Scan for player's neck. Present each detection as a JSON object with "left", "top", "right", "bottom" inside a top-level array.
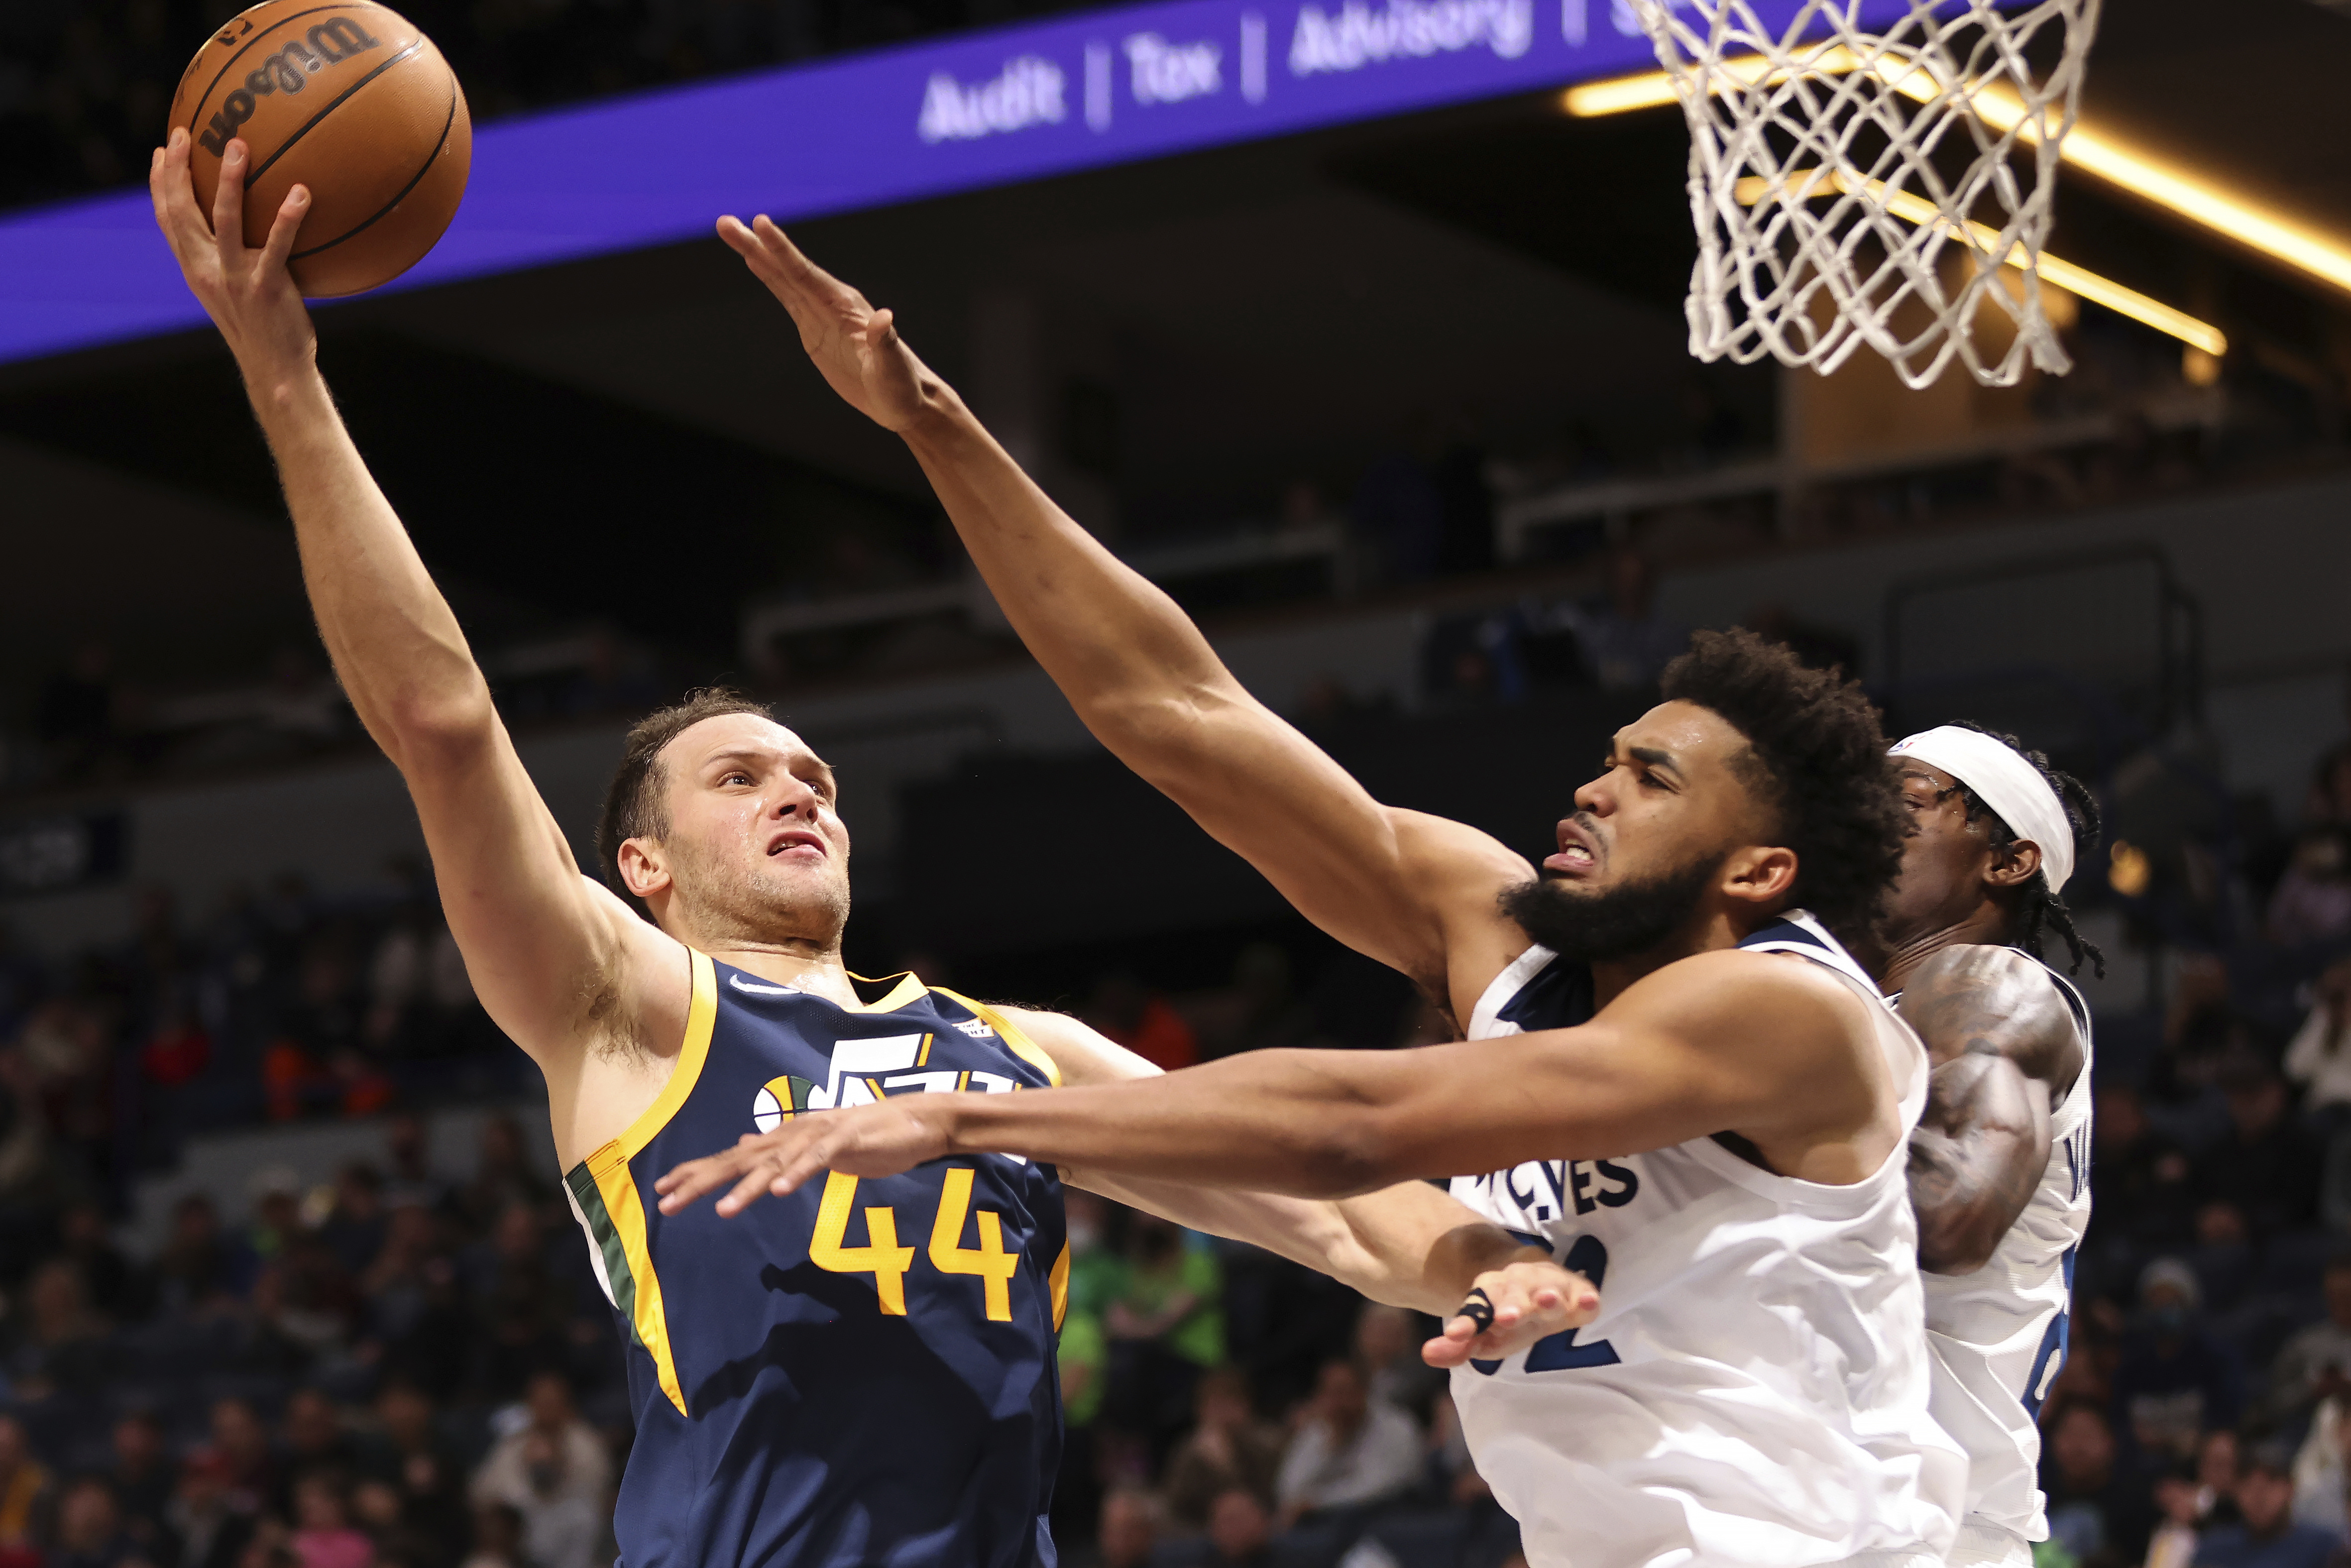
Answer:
[
  {"left": 698, "top": 935, "right": 861, "bottom": 1008},
  {"left": 1588, "top": 909, "right": 1743, "bottom": 1007},
  {"left": 1877, "top": 906, "right": 2012, "bottom": 995}
]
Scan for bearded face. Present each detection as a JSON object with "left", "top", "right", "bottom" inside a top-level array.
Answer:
[{"left": 1499, "top": 846, "right": 1727, "bottom": 964}]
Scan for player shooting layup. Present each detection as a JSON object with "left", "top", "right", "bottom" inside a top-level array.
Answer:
[
  {"left": 1874, "top": 725, "right": 2104, "bottom": 1568},
  {"left": 148, "top": 137, "right": 1594, "bottom": 1568},
  {"left": 656, "top": 220, "right": 1968, "bottom": 1568}
]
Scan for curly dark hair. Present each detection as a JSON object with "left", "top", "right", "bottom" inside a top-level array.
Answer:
[
  {"left": 595, "top": 687, "right": 777, "bottom": 919},
  {"left": 1939, "top": 721, "right": 2107, "bottom": 978},
  {"left": 1658, "top": 628, "right": 1906, "bottom": 940}
]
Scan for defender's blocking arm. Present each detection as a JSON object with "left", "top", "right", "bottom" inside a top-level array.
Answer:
[
  {"left": 720, "top": 217, "right": 1531, "bottom": 1008},
  {"left": 1898, "top": 946, "right": 2079, "bottom": 1274},
  {"left": 659, "top": 947, "right": 1893, "bottom": 1208},
  {"left": 149, "top": 133, "right": 679, "bottom": 1116},
  {"left": 1004, "top": 1008, "right": 1586, "bottom": 1330}
]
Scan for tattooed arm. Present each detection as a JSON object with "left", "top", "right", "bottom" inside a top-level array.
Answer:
[{"left": 1898, "top": 945, "right": 2084, "bottom": 1276}]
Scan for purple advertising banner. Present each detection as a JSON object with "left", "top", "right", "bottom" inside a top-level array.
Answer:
[{"left": 0, "top": 0, "right": 1913, "bottom": 366}]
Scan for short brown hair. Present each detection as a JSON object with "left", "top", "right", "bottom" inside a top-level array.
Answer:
[{"left": 595, "top": 688, "right": 776, "bottom": 919}]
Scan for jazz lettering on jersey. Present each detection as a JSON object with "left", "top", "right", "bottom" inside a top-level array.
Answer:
[{"left": 750, "top": 1032, "right": 1023, "bottom": 1131}]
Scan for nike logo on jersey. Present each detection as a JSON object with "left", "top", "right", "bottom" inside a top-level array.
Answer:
[{"left": 730, "top": 975, "right": 803, "bottom": 997}]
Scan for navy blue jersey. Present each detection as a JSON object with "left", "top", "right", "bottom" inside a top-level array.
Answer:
[{"left": 562, "top": 950, "right": 1069, "bottom": 1568}]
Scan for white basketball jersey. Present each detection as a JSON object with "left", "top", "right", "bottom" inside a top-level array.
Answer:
[
  {"left": 1912, "top": 961, "right": 2093, "bottom": 1545},
  {"left": 1450, "top": 912, "right": 1966, "bottom": 1568}
]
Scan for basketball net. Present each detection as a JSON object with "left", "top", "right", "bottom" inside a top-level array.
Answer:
[{"left": 1625, "top": 0, "right": 2103, "bottom": 388}]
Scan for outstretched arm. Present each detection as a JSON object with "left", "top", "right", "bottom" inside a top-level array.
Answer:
[
  {"left": 1004, "top": 1010, "right": 1589, "bottom": 1340},
  {"left": 1899, "top": 946, "right": 2078, "bottom": 1274},
  {"left": 150, "top": 133, "right": 677, "bottom": 1104},
  {"left": 719, "top": 217, "right": 1531, "bottom": 1006},
  {"left": 658, "top": 948, "right": 1888, "bottom": 1208}
]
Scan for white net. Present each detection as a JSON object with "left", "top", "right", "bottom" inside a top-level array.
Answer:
[{"left": 1625, "top": 0, "right": 2103, "bottom": 388}]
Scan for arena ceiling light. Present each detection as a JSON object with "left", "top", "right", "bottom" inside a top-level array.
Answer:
[
  {"left": 1733, "top": 167, "right": 2229, "bottom": 357},
  {"left": 1565, "top": 55, "right": 2351, "bottom": 299}
]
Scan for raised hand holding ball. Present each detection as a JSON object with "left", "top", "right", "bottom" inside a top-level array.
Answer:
[{"left": 167, "top": 0, "right": 470, "bottom": 298}]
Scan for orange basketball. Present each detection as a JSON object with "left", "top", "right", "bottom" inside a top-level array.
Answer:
[{"left": 168, "top": 0, "right": 471, "bottom": 299}]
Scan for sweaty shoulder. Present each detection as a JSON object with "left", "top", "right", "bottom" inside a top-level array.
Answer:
[{"left": 1895, "top": 944, "right": 2082, "bottom": 1092}]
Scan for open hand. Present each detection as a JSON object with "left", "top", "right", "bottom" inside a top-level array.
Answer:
[
  {"left": 654, "top": 1094, "right": 955, "bottom": 1218},
  {"left": 1422, "top": 1257, "right": 1599, "bottom": 1368},
  {"left": 718, "top": 215, "right": 940, "bottom": 432},
  {"left": 150, "top": 128, "right": 316, "bottom": 389}
]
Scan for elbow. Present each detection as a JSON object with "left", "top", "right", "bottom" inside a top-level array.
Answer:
[
  {"left": 382, "top": 677, "right": 498, "bottom": 767},
  {"left": 1915, "top": 1209, "right": 2000, "bottom": 1276}
]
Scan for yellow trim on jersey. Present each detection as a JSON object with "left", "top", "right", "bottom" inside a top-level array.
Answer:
[
  {"left": 935, "top": 988, "right": 1063, "bottom": 1087},
  {"left": 613, "top": 948, "right": 720, "bottom": 1161},
  {"left": 583, "top": 1141, "right": 689, "bottom": 1416},
  {"left": 843, "top": 970, "right": 930, "bottom": 1013},
  {"left": 1049, "top": 1239, "right": 1072, "bottom": 1332}
]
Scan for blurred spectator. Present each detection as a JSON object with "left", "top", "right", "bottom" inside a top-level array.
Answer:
[
  {"left": 289, "top": 1475, "right": 373, "bottom": 1568},
  {"left": 155, "top": 1194, "right": 251, "bottom": 1311},
  {"left": 2257, "top": 1258, "right": 2351, "bottom": 1433},
  {"left": 1104, "top": 1217, "right": 1225, "bottom": 1452},
  {"left": 452, "top": 1117, "right": 550, "bottom": 1237},
  {"left": 1097, "top": 1489, "right": 1162, "bottom": 1568},
  {"left": 1354, "top": 1305, "right": 1444, "bottom": 1422},
  {"left": 469, "top": 1373, "right": 611, "bottom": 1568},
  {"left": 167, "top": 1451, "right": 255, "bottom": 1568},
  {"left": 382, "top": 1116, "right": 451, "bottom": 1214},
  {"left": 2115, "top": 1261, "right": 2245, "bottom": 1469},
  {"left": 2192, "top": 1448, "right": 2339, "bottom": 1567},
  {"left": 460, "top": 1503, "right": 526, "bottom": 1568},
  {"left": 2195, "top": 1060, "right": 2324, "bottom": 1237},
  {"left": 2042, "top": 1397, "right": 2155, "bottom": 1563},
  {"left": 1554, "top": 547, "right": 1684, "bottom": 694},
  {"left": 49, "top": 1476, "right": 137, "bottom": 1568},
  {"left": 7, "top": 1257, "right": 112, "bottom": 1396},
  {"left": 210, "top": 1399, "right": 278, "bottom": 1513},
  {"left": 0, "top": 1415, "right": 54, "bottom": 1557},
  {"left": 59, "top": 1202, "right": 141, "bottom": 1321},
  {"left": 2270, "top": 830, "right": 2351, "bottom": 952},
  {"left": 2286, "top": 961, "right": 2351, "bottom": 1116},
  {"left": 2153, "top": 1464, "right": 2209, "bottom": 1568},
  {"left": 1273, "top": 1359, "right": 1421, "bottom": 1530},
  {"left": 357, "top": 1383, "right": 467, "bottom": 1553},
  {"left": 109, "top": 1412, "right": 175, "bottom": 1559},
  {"left": 1164, "top": 1367, "right": 1286, "bottom": 1527},
  {"left": 283, "top": 1390, "right": 360, "bottom": 1486},
  {"left": 1086, "top": 973, "right": 1199, "bottom": 1072},
  {"left": 1200, "top": 1487, "right": 1285, "bottom": 1568}
]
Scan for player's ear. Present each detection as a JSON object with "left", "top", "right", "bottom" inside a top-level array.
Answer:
[
  {"left": 1720, "top": 844, "right": 1798, "bottom": 908},
  {"left": 1986, "top": 837, "right": 2043, "bottom": 891},
  {"left": 617, "top": 836, "right": 672, "bottom": 900}
]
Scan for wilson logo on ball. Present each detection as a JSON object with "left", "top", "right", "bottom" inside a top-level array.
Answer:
[{"left": 197, "top": 17, "right": 383, "bottom": 155}]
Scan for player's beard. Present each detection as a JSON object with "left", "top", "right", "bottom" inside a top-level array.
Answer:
[
  {"left": 666, "top": 832, "right": 851, "bottom": 949},
  {"left": 1498, "top": 848, "right": 1727, "bottom": 964}
]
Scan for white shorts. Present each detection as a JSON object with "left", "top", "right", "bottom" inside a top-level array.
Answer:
[{"left": 1944, "top": 1522, "right": 2031, "bottom": 1568}]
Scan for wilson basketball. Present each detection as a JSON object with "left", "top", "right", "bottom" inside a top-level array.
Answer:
[{"left": 168, "top": 0, "right": 470, "bottom": 299}]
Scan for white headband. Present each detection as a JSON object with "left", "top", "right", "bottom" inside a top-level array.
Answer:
[{"left": 1887, "top": 726, "right": 2075, "bottom": 893}]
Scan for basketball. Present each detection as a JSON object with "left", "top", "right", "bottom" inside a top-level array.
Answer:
[{"left": 167, "top": 0, "right": 470, "bottom": 299}]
